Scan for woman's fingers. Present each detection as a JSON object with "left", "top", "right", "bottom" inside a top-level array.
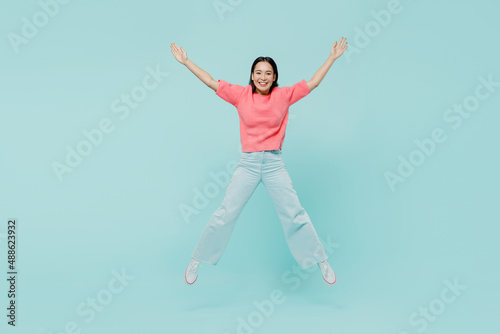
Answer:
[
  {"left": 171, "top": 43, "right": 183, "bottom": 57},
  {"left": 170, "top": 43, "right": 181, "bottom": 61},
  {"left": 170, "top": 43, "right": 187, "bottom": 63},
  {"left": 330, "top": 37, "right": 347, "bottom": 58},
  {"left": 171, "top": 43, "right": 186, "bottom": 56},
  {"left": 171, "top": 43, "right": 180, "bottom": 53},
  {"left": 337, "top": 37, "right": 347, "bottom": 49}
]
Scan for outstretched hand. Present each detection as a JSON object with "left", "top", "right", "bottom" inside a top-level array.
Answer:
[
  {"left": 171, "top": 43, "right": 188, "bottom": 64},
  {"left": 330, "top": 37, "right": 348, "bottom": 60}
]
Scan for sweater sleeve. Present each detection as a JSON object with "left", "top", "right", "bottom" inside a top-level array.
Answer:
[
  {"left": 215, "top": 79, "right": 245, "bottom": 107},
  {"left": 284, "top": 79, "right": 311, "bottom": 106}
]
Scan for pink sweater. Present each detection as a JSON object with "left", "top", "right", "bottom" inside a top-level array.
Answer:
[{"left": 215, "top": 79, "right": 311, "bottom": 152}]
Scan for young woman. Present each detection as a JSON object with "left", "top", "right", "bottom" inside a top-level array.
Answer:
[{"left": 171, "top": 38, "right": 348, "bottom": 286}]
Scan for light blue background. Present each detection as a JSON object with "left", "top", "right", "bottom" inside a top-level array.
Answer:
[{"left": 1, "top": 0, "right": 499, "bottom": 333}]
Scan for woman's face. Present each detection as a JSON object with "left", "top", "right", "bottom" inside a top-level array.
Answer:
[{"left": 251, "top": 61, "right": 276, "bottom": 95}]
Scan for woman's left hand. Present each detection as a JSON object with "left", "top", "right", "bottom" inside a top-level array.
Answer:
[{"left": 330, "top": 37, "right": 348, "bottom": 59}]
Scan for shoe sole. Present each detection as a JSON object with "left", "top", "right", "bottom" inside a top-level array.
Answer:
[
  {"left": 322, "top": 269, "right": 337, "bottom": 285},
  {"left": 185, "top": 266, "right": 197, "bottom": 285},
  {"left": 323, "top": 275, "right": 336, "bottom": 285}
]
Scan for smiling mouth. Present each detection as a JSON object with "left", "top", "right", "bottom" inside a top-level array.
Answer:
[{"left": 258, "top": 82, "right": 268, "bottom": 87}]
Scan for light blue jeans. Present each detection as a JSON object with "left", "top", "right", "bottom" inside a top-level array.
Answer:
[{"left": 191, "top": 149, "right": 328, "bottom": 270}]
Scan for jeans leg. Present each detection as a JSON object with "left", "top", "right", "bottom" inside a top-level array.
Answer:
[
  {"left": 192, "top": 159, "right": 260, "bottom": 265},
  {"left": 262, "top": 157, "right": 327, "bottom": 269}
]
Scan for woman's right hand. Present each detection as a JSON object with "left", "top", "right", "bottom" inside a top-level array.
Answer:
[{"left": 171, "top": 43, "right": 188, "bottom": 65}]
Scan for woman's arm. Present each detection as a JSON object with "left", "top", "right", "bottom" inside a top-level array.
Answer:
[
  {"left": 170, "top": 43, "right": 219, "bottom": 92},
  {"left": 306, "top": 37, "right": 348, "bottom": 92}
]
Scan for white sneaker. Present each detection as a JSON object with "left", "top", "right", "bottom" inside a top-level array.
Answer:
[
  {"left": 185, "top": 258, "right": 200, "bottom": 285},
  {"left": 318, "top": 260, "right": 336, "bottom": 285}
]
